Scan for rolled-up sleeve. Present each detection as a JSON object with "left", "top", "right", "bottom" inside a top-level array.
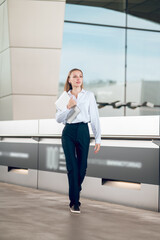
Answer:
[
  {"left": 89, "top": 92, "right": 101, "bottom": 144},
  {"left": 55, "top": 106, "right": 71, "bottom": 124}
]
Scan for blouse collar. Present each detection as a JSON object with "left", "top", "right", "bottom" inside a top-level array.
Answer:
[{"left": 68, "top": 88, "right": 85, "bottom": 95}]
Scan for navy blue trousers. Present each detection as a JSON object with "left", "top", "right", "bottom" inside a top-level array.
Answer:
[{"left": 62, "top": 122, "right": 90, "bottom": 207}]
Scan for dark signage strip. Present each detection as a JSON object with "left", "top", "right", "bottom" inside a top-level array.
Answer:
[{"left": 0, "top": 142, "right": 159, "bottom": 185}]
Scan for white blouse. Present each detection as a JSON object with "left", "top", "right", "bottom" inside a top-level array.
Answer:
[{"left": 55, "top": 88, "right": 101, "bottom": 144}]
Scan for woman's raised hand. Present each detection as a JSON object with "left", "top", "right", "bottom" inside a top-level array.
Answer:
[{"left": 67, "top": 96, "right": 77, "bottom": 109}]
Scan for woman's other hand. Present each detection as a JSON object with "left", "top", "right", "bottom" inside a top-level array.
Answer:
[
  {"left": 67, "top": 96, "right": 77, "bottom": 109},
  {"left": 94, "top": 144, "right": 100, "bottom": 154}
]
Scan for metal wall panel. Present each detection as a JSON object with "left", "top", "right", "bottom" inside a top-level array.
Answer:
[
  {"left": 0, "top": 140, "right": 38, "bottom": 169},
  {"left": 38, "top": 139, "right": 159, "bottom": 185},
  {"left": 0, "top": 166, "right": 38, "bottom": 188}
]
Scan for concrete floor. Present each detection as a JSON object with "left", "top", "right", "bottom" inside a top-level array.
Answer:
[{"left": 1, "top": 183, "right": 160, "bottom": 240}]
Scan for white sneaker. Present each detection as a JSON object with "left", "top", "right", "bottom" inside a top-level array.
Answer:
[{"left": 70, "top": 205, "right": 80, "bottom": 214}]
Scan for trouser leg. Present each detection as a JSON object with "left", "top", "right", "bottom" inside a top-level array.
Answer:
[
  {"left": 76, "top": 123, "right": 90, "bottom": 193},
  {"left": 62, "top": 134, "right": 79, "bottom": 206}
]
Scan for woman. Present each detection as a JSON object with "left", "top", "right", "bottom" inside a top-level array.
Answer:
[{"left": 56, "top": 68, "right": 101, "bottom": 214}]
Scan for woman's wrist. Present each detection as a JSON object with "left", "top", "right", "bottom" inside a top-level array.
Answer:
[{"left": 67, "top": 104, "right": 70, "bottom": 109}]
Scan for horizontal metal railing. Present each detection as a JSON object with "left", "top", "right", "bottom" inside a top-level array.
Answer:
[{"left": 0, "top": 134, "right": 160, "bottom": 140}]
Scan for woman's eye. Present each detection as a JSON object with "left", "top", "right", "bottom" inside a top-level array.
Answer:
[{"left": 72, "top": 75, "right": 83, "bottom": 78}]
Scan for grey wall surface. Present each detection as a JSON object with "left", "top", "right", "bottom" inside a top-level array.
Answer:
[
  {"left": 0, "top": 140, "right": 159, "bottom": 185},
  {"left": 0, "top": 139, "right": 159, "bottom": 211},
  {"left": 0, "top": 116, "right": 160, "bottom": 211}
]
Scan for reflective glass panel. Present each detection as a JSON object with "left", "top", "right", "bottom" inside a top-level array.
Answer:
[
  {"left": 127, "top": 0, "right": 160, "bottom": 31},
  {"left": 59, "top": 22, "right": 125, "bottom": 117},
  {"left": 65, "top": 2, "right": 126, "bottom": 27},
  {"left": 126, "top": 30, "right": 160, "bottom": 116}
]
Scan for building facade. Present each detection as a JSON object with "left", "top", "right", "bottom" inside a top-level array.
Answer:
[{"left": 0, "top": 0, "right": 160, "bottom": 120}]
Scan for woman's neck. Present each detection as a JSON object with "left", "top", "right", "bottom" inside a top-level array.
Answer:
[{"left": 71, "top": 87, "right": 82, "bottom": 97}]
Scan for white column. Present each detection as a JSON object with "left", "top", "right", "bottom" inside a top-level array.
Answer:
[{"left": 0, "top": 0, "right": 66, "bottom": 120}]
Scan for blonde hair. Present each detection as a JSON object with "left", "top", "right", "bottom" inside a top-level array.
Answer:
[{"left": 64, "top": 68, "right": 84, "bottom": 92}]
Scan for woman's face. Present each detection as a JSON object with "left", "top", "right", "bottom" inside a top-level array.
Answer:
[{"left": 69, "top": 70, "right": 83, "bottom": 88}]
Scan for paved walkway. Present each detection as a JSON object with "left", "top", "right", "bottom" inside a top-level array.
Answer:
[{"left": 0, "top": 182, "right": 160, "bottom": 240}]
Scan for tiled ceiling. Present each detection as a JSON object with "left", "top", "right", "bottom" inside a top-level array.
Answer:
[{"left": 66, "top": 0, "right": 160, "bottom": 24}]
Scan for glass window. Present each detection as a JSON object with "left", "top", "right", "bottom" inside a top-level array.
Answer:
[
  {"left": 127, "top": 0, "right": 160, "bottom": 31},
  {"left": 126, "top": 30, "right": 160, "bottom": 116},
  {"left": 59, "top": 22, "right": 125, "bottom": 117},
  {"left": 59, "top": 1, "right": 160, "bottom": 117},
  {"left": 65, "top": 2, "right": 126, "bottom": 27}
]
